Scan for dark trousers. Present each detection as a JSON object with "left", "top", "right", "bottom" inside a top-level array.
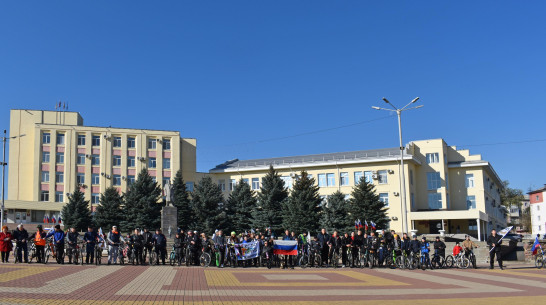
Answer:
[
  {"left": 283, "top": 255, "right": 293, "bottom": 267},
  {"left": 1, "top": 251, "right": 10, "bottom": 262},
  {"left": 55, "top": 244, "right": 64, "bottom": 264},
  {"left": 16, "top": 243, "right": 28, "bottom": 263},
  {"left": 67, "top": 244, "right": 77, "bottom": 263},
  {"left": 321, "top": 245, "right": 329, "bottom": 265},
  {"left": 86, "top": 243, "right": 95, "bottom": 264},
  {"left": 133, "top": 246, "right": 143, "bottom": 264},
  {"left": 351, "top": 247, "right": 359, "bottom": 266},
  {"left": 155, "top": 246, "right": 167, "bottom": 264},
  {"left": 217, "top": 249, "right": 225, "bottom": 266},
  {"left": 342, "top": 247, "right": 348, "bottom": 266},
  {"left": 36, "top": 245, "right": 45, "bottom": 263},
  {"left": 490, "top": 250, "right": 502, "bottom": 268}
]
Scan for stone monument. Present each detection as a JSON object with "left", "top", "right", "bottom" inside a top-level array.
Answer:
[{"left": 161, "top": 181, "right": 178, "bottom": 233}]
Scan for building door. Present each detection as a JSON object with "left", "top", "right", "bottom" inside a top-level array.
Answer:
[{"left": 429, "top": 220, "right": 442, "bottom": 234}]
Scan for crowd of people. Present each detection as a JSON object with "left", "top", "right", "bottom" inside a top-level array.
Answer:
[{"left": 1, "top": 224, "right": 507, "bottom": 270}]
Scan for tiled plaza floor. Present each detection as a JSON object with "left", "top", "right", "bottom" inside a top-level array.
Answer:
[{"left": 0, "top": 262, "right": 545, "bottom": 304}]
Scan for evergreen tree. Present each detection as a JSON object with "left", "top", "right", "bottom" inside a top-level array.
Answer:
[
  {"left": 320, "top": 191, "right": 351, "bottom": 233},
  {"left": 191, "top": 176, "right": 225, "bottom": 234},
  {"left": 94, "top": 187, "right": 124, "bottom": 230},
  {"left": 62, "top": 187, "right": 93, "bottom": 231},
  {"left": 349, "top": 177, "right": 389, "bottom": 231},
  {"left": 228, "top": 178, "right": 257, "bottom": 233},
  {"left": 122, "top": 168, "right": 162, "bottom": 232},
  {"left": 171, "top": 170, "right": 193, "bottom": 230},
  {"left": 281, "top": 171, "right": 322, "bottom": 233},
  {"left": 252, "top": 165, "right": 288, "bottom": 234}
]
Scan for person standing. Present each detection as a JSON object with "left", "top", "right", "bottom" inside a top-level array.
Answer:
[
  {"left": 46, "top": 225, "right": 65, "bottom": 264},
  {"left": 341, "top": 232, "right": 351, "bottom": 268},
  {"left": 0, "top": 226, "right": 13, "bottom": 263},
  {"left": 282, "top": 230, "right": 294, "bottom": 269},
  {"left": 153, "top": 229, "right": 167, "bottom": 265},
  {"left": 487, "top": 229, "right": 503, "bottom": 270},
  {"left": 317, "top": 228, "right": 330, "bottom": 266},
  {"left": 130, "top": 229, "right": 144, "bottom": 265},
  {"left": 12, "top": 224, "right": 29, "bottom": 263},
  {"left": 142, "top": 228, "right": 153, "bottom": 264},
  {"left": 33, "top": 225, "right": 47, "bottom": 263},
  {"left": 433, "top": 236, "right": 446, "bottom": 259},
  {"left": 83, "top": 226, "right": 98, "bottom": 264},
  {"left": 66, "top": 228, "right": 80, "bottom": 264},
  {"left": 213, "top": 230, "right": 226, "bottom": 268},
  {"left": 107, "top": 226, "right": 122, "bottom": 265}
]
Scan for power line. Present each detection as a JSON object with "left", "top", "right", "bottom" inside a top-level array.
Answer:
[{"left": 457, "top": 138, "right": 546, "bottom": 148}]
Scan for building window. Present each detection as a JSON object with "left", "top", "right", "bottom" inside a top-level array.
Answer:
[
  {"left": 113, "top": 175, "right": 121, "bottom": 186},
  {"left": 77, "top": 154, "right": 86, "bottom": 165},
  {"left": 469, "top": 220, "right": 478, "bottom": 231},
  {"left": 92, "top": 174, "right": 100, "bottom": 185},
  {"left": 163, "top": 139, "right": 171, "bottom": 150},
  {"left": 42, "top": 151, "right": 50, "bottom": 163},
  {"left": 56, "top": 152, "right": 64, "bottom": 164},
  {"left": 318, "top": 174, "right": 327, "bottom": 187},
  {"left": 428, "top": 193, "right": 442, "bottom": 210},
  {"left": 77, "top": 134, "right": 86, "bottom": 146},
  {"left": 55, "top": 172, "right": 64, "bottom": 183},
  {"left": 466, "top": 196, "right": 476, "bottom": 210},
  {"left": 186, "top": 182, "right": 194, "bottom": 192},
  {"left": 252, "top": 178, "right": 260, "bottom": 190},
  {"left": 326, "top": 173, "right": 335, "bottom": 186},
  {"left": 410, "top": 169, "right": 414, "bottom": 185},
  {"left": 56, "top": 133, "right": 65, "bottom": 145},
  {"left": 113, "top": 155, "right": 122, "bottom": 167},
  {"left": 163, "top": 158, "right": 171, "bottom": 169},
  {"left": 40, "top": 191, "right": 49, "bottom": 202},
  {"left": 113, "top": 136, "right": 122, "bottom": 147},
  {"left": 91, "top": 193, "right": 100, "bottom": 204},
  {"left": 280, "top": 176, "right": 293, "bottom": 188},
  {"left": 379, "top": 193, "right": 389, "bottom": 206},
  {"left": 128, "top": 156, "right": 135, "bottom": 167},
  {"left": 127, "top": 137, "right": 136, "bottom": 148},
  {"left": 536, "top": 195, "right": 539, "bottom": 201},
  {"left": 41, "top": 171, "right": 49, "bottom": 183},
  {"left": 127, "top": 175, "right": 135, "bottom": 185},
  {"left": 465, "top": 174, "right": 475, "bottom": 188},
  {"left": 218, "top": 180, "right": 226, "bottom": 191},
  {"left": 340, "top": 172, "right": 349, "bottom": 186},
  {"left": 148, "top": 157, "right": 157, "bottom": 168},
  {"left": 229, "top": 179, "right": 236, "bottom": 191},
  {"left": 55, "top": 191, "right": 63, "bottom": 202},
  {"left": 92, "top": 135, "right": 100, "bottom": 146},
  {"left": 148, "top": 139, "right": 157, "bottom": 149},
  {"left": 354, "top": 171, "right": 363, "bottom": 184},
  {"left": 77, "top": 173, "right": 85, "bottom": 185},
  {"left": 91, "top": 154, "right": 100, "bottom": 166},
  {"left": 364, "top": 171, "right": 373, "bottom": 183},
  {"left": 378, "top": 170, "right": 388, "bottom": 184},
  {"left": 426, "top": 172, "right": 442, "bottom": 190},
  {"left": 42, "top": 132, "right": 51, "bottom": 144},
  {"left": 426, "top": 153, "right": 440, "bottom": 164}
]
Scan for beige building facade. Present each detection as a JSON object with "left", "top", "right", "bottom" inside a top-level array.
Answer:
[
  {"left": 4, "top": 109, "right": 197, "bottom": 224},
  {"left": 209, "top": 139, "right": 507, "bottom": 241}
]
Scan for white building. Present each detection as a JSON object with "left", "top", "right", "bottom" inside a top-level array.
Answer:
[{"left": 528, "top": 185, "right": 546, "bottom": 235}]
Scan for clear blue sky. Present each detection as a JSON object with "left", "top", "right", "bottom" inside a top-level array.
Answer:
[{"left": 1, "top": 1, "right": 545, "bottom": 192}]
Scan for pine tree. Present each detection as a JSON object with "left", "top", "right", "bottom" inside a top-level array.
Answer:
[
  {"left": 228, "top": 178, "right": 257, "bottom": 233},
  {"left": 171, "top": 170, "right": 193, "bottom": 230},
  {"left": 191, "top": 176, "right": 224, "bottom": 234},
  {"left": 94, "top": 187, "right": 124, "bottom": 230},
  {"left": 252, "top": 165, "right": 288, "bottom": 234},
  {"left": 122, "top": 168, "right": 162, "bottom": 232},
  {"left": 320, "top": 191, "right": 351, "bottom": 233},
  {"left": 62, "top": 187, "right": 93, "bottom": 231},
  {"left": 349, "top": 178, "right": 389, "bottom": 231},
  {"left": 281, "top": 171, "right": 322, "bottom": 233}
]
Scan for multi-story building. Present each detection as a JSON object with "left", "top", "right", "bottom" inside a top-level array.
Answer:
[
  {"left": 528, "top": 185, "right": 546, "bottom": 235},
  {"left": 4, "top": 109, "right": 197, "bottom": 224},
  {"left": 508, "top": 195, "right": 530, "bottom": 232},
  {"left": 210, "top": 139, "right": 507, "bottom": 240}
]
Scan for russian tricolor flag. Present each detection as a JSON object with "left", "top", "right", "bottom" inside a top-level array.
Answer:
[
  {"left": 273, "top": 240, "right": 298, "bottom": 256},
  {"left": 531, "top": 236, "right": 541, "bottom": 255}
]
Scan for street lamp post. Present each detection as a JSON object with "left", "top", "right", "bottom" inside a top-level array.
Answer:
[
  {"left": 372, "top": 97, "right": 423, "bottom": 234},
  {"left": 1, "top": 130, "right": 25, "bottom": 228}
]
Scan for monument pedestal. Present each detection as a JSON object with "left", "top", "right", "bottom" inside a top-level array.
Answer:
[{"left": 161, "top": 205, "right": 178, "bottom": 236}]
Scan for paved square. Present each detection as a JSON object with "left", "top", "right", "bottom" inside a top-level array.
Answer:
[{"left": 0, "top": 263, "right": 545, "bottom": 304}]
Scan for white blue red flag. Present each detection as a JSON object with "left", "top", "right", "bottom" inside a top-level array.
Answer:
[
  {"left": 273, "top": 240, "right": 298, "bottom": 256},
  {"left": 51, "top": 215, "right": 56, "bottom": 223},
  {"left": 370, "top": 221, "right": 376, "bottom": 230},
  {"left": 531, "top": 236, "right": 541, "bottom": 255},
  {"left": 364, "top": 220, "right": 368, "bottom": 231}
]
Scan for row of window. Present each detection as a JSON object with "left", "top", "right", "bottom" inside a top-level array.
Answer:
[
  {"left": 42, "top": 132, "right": 171, "bottom": 150},
  {"left": 42, "top": 151, "right": 171, "bottom": 169}
]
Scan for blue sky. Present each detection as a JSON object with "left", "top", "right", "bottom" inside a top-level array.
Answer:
[{"left": 1, "top": 1, "right": 545, "bottom": 192}]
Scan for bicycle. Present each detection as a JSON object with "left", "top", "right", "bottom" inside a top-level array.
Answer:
[
  {"left": 12, "top": 241, "right": 21, "bottom": 264},
  {"left": 66, "top": 240, "right": 80, "bottom": 265},
  {"left": 28, "top": 241, "right": 37, "bottom": 264},
  {"left": 150, "top": 245, "right": 158, "bottom": 266},
  {"left": 419, "top": 250, "right": 433, "bottom": 270},
  {"left": 95, "top": 242, "right": 103, "bottom": 265},
  {"left": 431, "top": 251, "right": 445, "bottom": 269},
  {"left": 298, "top": 246, "right": 310, "bottom": 268},
  {"left": 117, "top": 242, "right": 126, "bottom": 265},
  {"left": 446, "top": 251, "right": 469, "bottom": 269},
  {"left": 368, "top": 248, "right": 378, "bottom": 269},
  {"left": 79, "top": 241, "right": 85, "bottom": 265},
  {"left": 199, "top": 245, "right": 212, "bottom": 267},
  {"left": 169, "top": 245, "right": 180, "bottom": 266},
  {"left": 535, "top": 248, "right": 544, "bottom": 269},
  {"left": 328, "top": 244, "right": 339, "bottom": 268},
  {"left": 44, "top": 239, "right": 55, "bottom": 264},
  {"left": 384, "top": 248, "right": 398, "bottom": 269},
  {"left": 465, "top": 248, "right": 478, "bottom": 269}
]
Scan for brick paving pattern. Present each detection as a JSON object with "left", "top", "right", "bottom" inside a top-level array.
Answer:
[{"left": 0, "top": 262, "right": 545, "bottom": 304}]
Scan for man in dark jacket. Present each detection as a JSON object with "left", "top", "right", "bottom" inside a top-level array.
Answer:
[
  {"left": 400, "top": 233, "right": 411, "bottom": 256},
  {"left": 186, "top": 231, "right": 199, "bottom": 265},
  {"left": 83, "top": 227, "right": 98, "bottom": 264},
  {"left": 341, "top": 232, "right": 351, "bottom": 267},
  {"left": 130, "top": 229, "right": 144, "bottom": 265},
  {"left": 409, "top": 235, "right": 421, "bottom": 256},
  {"left": 433, "top": 236, "right": 446, "bottom": 259},
  {"left": 66, "top": 227, "right": 80, "bottom": 264},
  {"left": 487, "top": 229, "right": 503, "bottom": 270},
  {"left": 142, "top": 228, "right": 154, "bottom": 264},
  {"left": 352, "top": 231, "right": 363, "bottom": 268},
  {"left": 317, "top": 228, "right": 330, "bottom": 266},
  {"left": 328, "top": 231, "right": 342, "bottom": 266},
  {"left": 212, "top": 230, "right": 226, "bottom": 268},
  {"left": 12, "top": 224, "right": 29, "bottom": 263},
  {"left": 46, "top": 225, "right": 65, "bottom": 264},
  {"left": 153, "top": 229, "right": 167, "bottom": 265}
]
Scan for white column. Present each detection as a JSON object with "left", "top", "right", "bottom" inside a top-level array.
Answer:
[{"left": 477, "top": 218, "right": 481, "bottom": 241}]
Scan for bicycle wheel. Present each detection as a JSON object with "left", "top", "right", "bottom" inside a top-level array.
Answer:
[
  {"left": 73, "top": 250, "right": 79, "bottom": 265},
  {"left": 96, "top": 249, "right": 102, "bottom": 265},
  {"left": 431, "top": 256, "right": 444, "bottom": 269},
  {"left": 470, "top": 254, "right": 477, "bottom": 269},
  {"left": 200, "top": 252, "right": 211, "bottom": 267},
  {"left": 80, "top": 247, "right": 85, "bottom": 265},
  {"left": 368, "top": 254, "right": 375, "bottom": 269},
  {"left": 359, "top": 253, "right": 367, "bottom": 269},
  {"left": 170, "top": 252, "right": 176, "bottom": 266},
  {"left": 150, "top": 251, "right": 157, "bottom": 266},
  {"left": 299, "top": 255, "right": 309, "bottom": 268},
  {"left": 395, "top": 256, "right": 405, "bottom": 269},
  {"left": 460, "top": 257, "right": 470, "bottom": 269},
  {"left": 314, "top": 254, "right": 322, "bottom": 268},
  {"left": 536, "top": 255, "right": 544, "bottom": 269},
  {"left": 445, "top": 255, "right": 454, "bottom": 268},
  {"left": 44, "top": 249, "right": 50, "bottom": 264}
]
